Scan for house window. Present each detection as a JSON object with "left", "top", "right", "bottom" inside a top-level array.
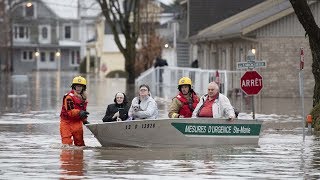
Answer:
[
  {"left": 25, "top": 4, "right": 34, "bottom": 17},
  {"left": 21, "top": 51, "right": 34, "bottom": 61},
  {"left": 49, "top": 52, "right": 55, "bottom": 62},
  {"left": 42, "top": 27, "right": 48, "bottom": 39},
  {"left": 70, "top": 50, "right": 80, "bottom": 65},
  {"left": 39, "top": 25, "right": 51, "bottom": 44},
  {"left": 23, "top": 2, "right": 37, "bottom": 18},
  {"left": 14, "top": 25, "right": 29, "bottom": 40},
  {"left": 64, "top": 26, "right": 71, "bottom": 39},
  {"left": 40, "top": 52, "right": 46, "bottom": 62}
]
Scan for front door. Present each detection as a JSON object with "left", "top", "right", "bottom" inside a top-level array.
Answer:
[{"left": 37, "top": 51, "right": 57, "bottom": 70}]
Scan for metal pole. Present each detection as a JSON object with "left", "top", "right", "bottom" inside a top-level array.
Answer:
[
  {"left": 300, "top": 71, "right": 305, "bottom": 141},
  {"left": 299, "top": 47, "right": 305, "bottom": 141},
  {"left": 252, "top": 96, "right": 255, "bottom": 119}
]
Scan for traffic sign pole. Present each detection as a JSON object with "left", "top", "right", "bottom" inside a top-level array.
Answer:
[
  {"left": 240, "top": 70, "right": 263, "bottom": 119},
  {"left": 299, "top": 47, "right": 305, "bottom": 141},
  {"left": 238, "top": 50, "right": 265, "bottom": 120}
]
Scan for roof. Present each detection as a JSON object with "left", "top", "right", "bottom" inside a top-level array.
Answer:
[
  {"left": 191, "top": 0, "right": 314, "bottom": 42},
  {"left": 41, "top": 0, "right": 100, "bottom": 20},
  {"left": 188, "top": 0, "right": 264, "bottom": 36}
]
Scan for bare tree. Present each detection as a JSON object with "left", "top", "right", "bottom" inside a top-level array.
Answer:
[
  {"left": 135, "top": 0, "right": 162, "bottom": 75},
  {"left": 96, "top": 0, "right": 141, "bottom": 84},
  {"left": 97, "top": 0, "right": 162, "bottom": 84},
  {"left": 289, "top": 0, "right": 320, "bottom": 107}
]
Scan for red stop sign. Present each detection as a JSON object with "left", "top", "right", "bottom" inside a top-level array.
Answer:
[{"left": 240, "top": 71, "right": 263, "bottom": 95}]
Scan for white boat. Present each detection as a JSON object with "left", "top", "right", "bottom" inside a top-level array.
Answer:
[{"left": 85, "top": 118, "right": 263, "bottom": 147}]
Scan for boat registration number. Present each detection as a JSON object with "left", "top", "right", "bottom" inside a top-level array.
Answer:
[{"left": 125, "top": 123, "right": 156, "bottom": 130}]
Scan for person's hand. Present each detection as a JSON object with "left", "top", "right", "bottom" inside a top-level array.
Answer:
[
  {"left": 79, "top": 110, "right": 89, "bottom": 119},
  {"left": 179, "top": 115, "right": 184, "bottom": 118},
  {"left": 112, "top": 111, "right": 120, "bottom": 119},
  {"left": 116, "top": 117, "right": 122, "bottom": 122}
]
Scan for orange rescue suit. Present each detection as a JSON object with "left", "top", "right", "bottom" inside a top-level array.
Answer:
[{"left": 60, "top": 90, "right": 88, "bottom": 146}]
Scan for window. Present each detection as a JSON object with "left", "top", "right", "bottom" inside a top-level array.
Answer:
[
  {"left": 49, "top": 52, "right": 55, "bottom": 62},
  {"left": 40, "top": 52, "right": 46, "bottom": 62},
  {"left": 39, "top": 25, "right": 51, "bottom": 44},
  {"left": 25, "top": 5, "right": 34, "bottom": 17},
  {"left": 64, "top": 26, "right": 71, "bottom": 39},
  {"left": 70, "top": 50, "right": 80, "bottom": 65},
  {"left": 21, "top": 51, "right": 34, "bottom": 62},
  {"left": 24, "top": 2, "right": 36, "bottom": 18},
  {"left": 42, "top": 27, "right": 48, "bottom": 39},
  {"left": 14, "top": 25, "right": 30, "bottom": 41}
]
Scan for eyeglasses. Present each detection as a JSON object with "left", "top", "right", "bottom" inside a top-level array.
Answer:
[{"left": 140, "top": 89, "right": 148, "bottom": 92}]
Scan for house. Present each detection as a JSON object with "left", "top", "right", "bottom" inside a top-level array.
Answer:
[
  {"left": 0, "top": 0, "right": 99, "bottom": 73},
  {"left": 157, "top": 0, "right": 263, "bottom": 68},
  {"left": 189, "top": 0, "right": 315, "bottom": 97},
  {"left": 90, "top": 0, "right": 174, "bottom": 77}
]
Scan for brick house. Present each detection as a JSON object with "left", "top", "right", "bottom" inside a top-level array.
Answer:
[{"left": 189, "top": 0, "right": 316, "bottom": 97}]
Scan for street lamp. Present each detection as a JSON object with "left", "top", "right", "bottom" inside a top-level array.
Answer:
[{"left": 247, "top": 49, "right": 256, "bottom": 61}]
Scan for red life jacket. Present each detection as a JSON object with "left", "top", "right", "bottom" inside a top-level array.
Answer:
[
  {"left": 176, "top": 92, "right": 199, "bottom": 118},
  {"left": 60, "top": 90, "right": 87, "bottom": 121}
]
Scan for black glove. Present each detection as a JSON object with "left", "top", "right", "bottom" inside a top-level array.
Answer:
[
  {"left": 79, "top": 110, "right": 89, "bottom": 119},
  {"left": 83, "top": 120, "right": 90, "bottom": 125}
]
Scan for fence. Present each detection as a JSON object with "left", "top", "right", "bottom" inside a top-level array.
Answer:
[{"left": 135, "top": 66, "right": 247, "bottom": 98}]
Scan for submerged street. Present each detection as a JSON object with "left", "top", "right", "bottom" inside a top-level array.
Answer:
[{"left": 0, "top": 71, "right": 318, "bottom": 179}]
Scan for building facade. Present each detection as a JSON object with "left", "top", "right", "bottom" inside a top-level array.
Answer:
[{"left": 189, "top": 0, "right": 316, "bottom": 98}]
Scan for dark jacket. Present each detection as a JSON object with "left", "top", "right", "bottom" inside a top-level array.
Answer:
[
  {"left": 102, "top": 103, "right": 130, "bottom": 122},
  {"left": 154, "top": 57, "right": 168, "bottom": 68}
]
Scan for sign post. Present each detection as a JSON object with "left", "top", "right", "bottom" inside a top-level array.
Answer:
[
  {"left": 238, "top": 49, "right": 265, "bottom": 119},
  {"left": 299, "top": 47, "right": 305, "bottom": 141},
  {"left": 240, "top": 71, "right": 263, "bottom": 119}
]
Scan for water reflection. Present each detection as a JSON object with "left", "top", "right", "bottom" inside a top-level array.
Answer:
[{"left": 60, "top": 148, "right": 85, "bottom": 179}]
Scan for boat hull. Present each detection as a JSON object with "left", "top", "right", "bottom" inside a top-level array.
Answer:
[{"left": 86, "top": 118, "right": 262, "bottom": 147}]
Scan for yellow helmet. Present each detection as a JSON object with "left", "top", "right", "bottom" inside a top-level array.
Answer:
[
  {"left": 178, "top": 77, "right": 192, "bottom": 86},
  {"left": 72, "top": 76, "right": 87, "bottom": 86}
]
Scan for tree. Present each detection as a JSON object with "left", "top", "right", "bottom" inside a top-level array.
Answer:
[
  {"left": 289, "top": 0, "right": 320, "bottom": 107},
  {"left": 96, "top": 0, "right": 162, "bottom": 84},
  {"left": 96, "top": 0, "right": 140, "bottom": 84}
]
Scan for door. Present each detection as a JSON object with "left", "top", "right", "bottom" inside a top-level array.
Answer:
[{"left": 37, "top": 51, "right": 57, "bottom": 70}]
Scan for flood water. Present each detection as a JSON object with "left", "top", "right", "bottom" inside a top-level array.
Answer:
[{"left": 0, "top": 71, "right": 318, "bottom": 179}]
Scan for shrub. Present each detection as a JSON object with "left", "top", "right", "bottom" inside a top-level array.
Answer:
[
  {"left": 106, "top": 70, "right": 128, "bottom": 78},
  {"left": 310, "top": 103, "right": 320, "bottom": 131}
]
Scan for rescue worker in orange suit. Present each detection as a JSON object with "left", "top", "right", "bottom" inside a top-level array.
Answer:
[
  {"left": 60, "top": 76, "right": 89, "bottom": 146},
  {"left": 168, "top": 77, "right": 200, "bottom": 118}
]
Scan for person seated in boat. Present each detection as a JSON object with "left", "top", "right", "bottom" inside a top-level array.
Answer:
[
  {"left": 128, "top": 84, "right": 158, "bottom": 120},
  {"left": 102, "top": 92, "right": 130, "bottom": 122},
  {"left": 168, "top": 77, "right": 200, "bottom": 118},
  {"left": 192, "top": 81, "right": 236, "bottom": 120}
]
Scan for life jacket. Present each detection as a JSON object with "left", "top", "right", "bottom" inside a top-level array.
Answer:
[
  {"left": 176, "top": 92, "right": 199, "bottom": 118},
  {"left": 60, "top": 90, "right": 87, "bottom": 121}
]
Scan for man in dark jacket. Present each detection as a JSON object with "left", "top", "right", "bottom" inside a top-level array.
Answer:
[{"left": 154, "top": 56, "right": 168, "bottom": 83}]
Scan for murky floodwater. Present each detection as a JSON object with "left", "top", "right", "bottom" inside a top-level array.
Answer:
[{"left": 0, "top": 71, "right": 318, "bottom": 179}]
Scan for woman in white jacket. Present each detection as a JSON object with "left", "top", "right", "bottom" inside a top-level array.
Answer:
[
  {"left": 128, "top": 84, "right": 158, "bottom": 120},
  {"left": 192, "top": 82, "right": 235, "bottom": 120}
]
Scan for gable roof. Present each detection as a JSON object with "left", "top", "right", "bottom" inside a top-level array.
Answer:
[
  {"left": 41, "top": 0, "right": 100, "bottom": 20},
  {"left": 190, "top": 0, "right": 315, "bottom": 42},
  {"left": 188, "top": 0, "right": 264, "bottom": 37}
]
